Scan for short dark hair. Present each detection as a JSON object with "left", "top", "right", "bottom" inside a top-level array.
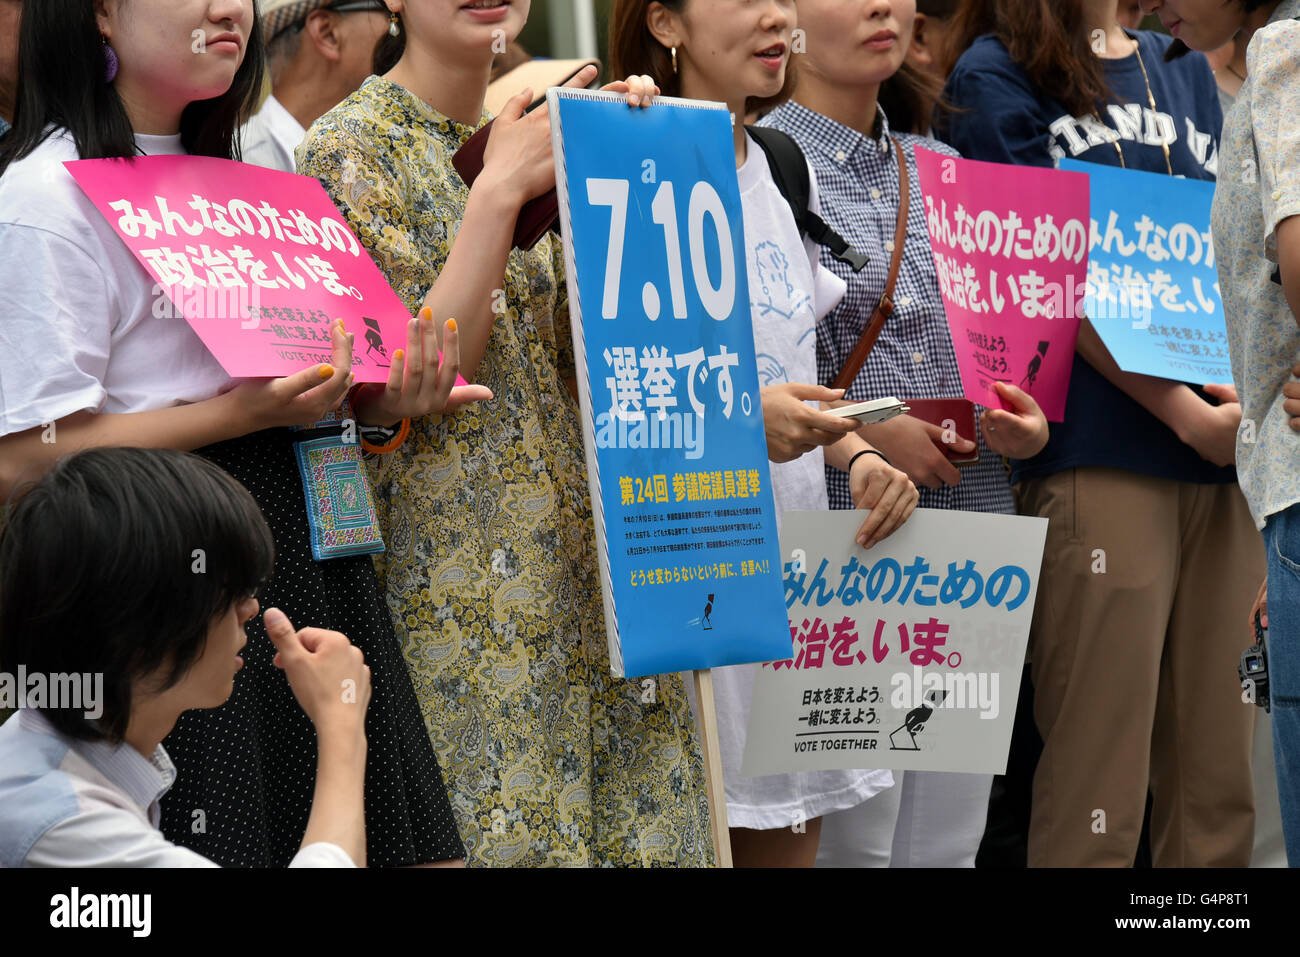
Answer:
[
  {"left": 0, "top": 448, "right": 274, "bottom": 743},
  {"left": 609, "top": 0, "right": 796, "bottom": 117},
  {"left": 0, "top": 0, "right": 266, "bottom": 174}
]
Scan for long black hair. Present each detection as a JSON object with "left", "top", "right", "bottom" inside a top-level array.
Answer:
[{"left": 0, "top": 0, "right": 266, "bottom": 175}]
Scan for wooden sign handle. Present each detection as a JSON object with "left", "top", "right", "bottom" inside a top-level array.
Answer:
[{"left": 692, "top": 668, "right": 733, "bottom": 868}]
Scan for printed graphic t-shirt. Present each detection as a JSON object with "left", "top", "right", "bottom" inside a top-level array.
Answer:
[
  {"left": 0, "top": 129, "right": 232, "bottom": 436},
  {"left": 740, "top": 131, "right": 847, "bottom": 520},
  {"left": 697, "top": 135, "right": 893, "bottom": 833}
]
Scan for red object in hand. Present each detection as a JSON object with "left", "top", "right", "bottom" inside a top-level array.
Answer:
[
  {"left": 453, "top": 120, "right": 559, "bottom": 251},
  {"left": 904, "top": 397, "right": 980, "bottom": 465}
]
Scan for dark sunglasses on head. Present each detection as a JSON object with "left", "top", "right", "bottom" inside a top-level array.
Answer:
[
  {"left": 326, "top": 0, "right": 388, "bottom": 15},
  {"left": 271, "top": 0, "right": 387, "bottom": 42}
]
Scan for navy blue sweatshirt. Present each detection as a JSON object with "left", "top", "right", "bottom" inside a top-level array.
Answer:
[{"left": 938, "top": 30, "right": 1234, "bottom": 486}]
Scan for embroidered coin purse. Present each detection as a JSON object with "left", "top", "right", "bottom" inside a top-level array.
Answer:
[{"left": 291, "top": 400, "right": 385, "bottom": 561}]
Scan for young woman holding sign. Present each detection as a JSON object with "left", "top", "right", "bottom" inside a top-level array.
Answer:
[
  {"left": 0, "top": 0, "right": 471, "bottom": 867},
  {"left": 937, "top": 0, "right": 1262, "bottom": 867},
  {"left": 608, "top": 0, "right": 919, "bottom": 868},
  {"left": 758, "top": 0, "right": 1051, "bottom": 868},
  {"left": 297, "top": 1, "right": 717, "bottom": 866}
]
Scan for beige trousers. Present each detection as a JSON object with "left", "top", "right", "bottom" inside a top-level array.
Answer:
[{"left": 1016, "top": 468, "right": 1263, "bottom": 867}]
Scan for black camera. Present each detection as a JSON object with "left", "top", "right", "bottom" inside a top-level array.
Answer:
[{"left": 1238, "top": 610, "right": 1270, "bottom": 714}]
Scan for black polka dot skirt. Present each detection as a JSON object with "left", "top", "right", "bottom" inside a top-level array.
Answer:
[{"left": 159, "top": 428, "right": 464, "bottom": 867}]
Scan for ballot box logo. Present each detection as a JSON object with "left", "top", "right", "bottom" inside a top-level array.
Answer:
[
  {"left": 1021, "top": 341, "right": 1049, "bottom": 391},
  {"left": 360, "top": 316, "right": 389, "bottom": 363},
  {"left": 887, "top": 667, "right": 1002, "bottom": 751},
  {"left": 691, "top": 593, "right": 716, "bottom": 632}
]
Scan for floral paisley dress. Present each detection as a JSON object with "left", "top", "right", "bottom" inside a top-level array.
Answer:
[{"left": 298, "top": 76, "right": 714, "bottom": 867}]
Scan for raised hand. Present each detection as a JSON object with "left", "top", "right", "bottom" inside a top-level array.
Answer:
[{"left": 264, "top": 606, "right": 371, "bottom": 735}]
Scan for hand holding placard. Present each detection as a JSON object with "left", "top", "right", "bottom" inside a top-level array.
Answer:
[
  {"left": 979, "top": 381, "right": 1049, "bottom": 459},
  {"left": 847, "top": 455, "right": 919, "bottom": 549},
  {"left": 66, "top": 155, "right": 443, "bottom": 383},
  {"left": 350, "top": 309, "right": 493, "bottom": 426},
  {"left": 225, "top": 318, "right": 354, "bottom": 429},
  {"left": 481, "top": 67, "right": 659, "bottom": 210},
  {"left": 913, "top": 148, "right": 1088, "bottom": 422}
]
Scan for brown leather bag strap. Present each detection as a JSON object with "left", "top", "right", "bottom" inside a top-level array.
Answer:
[{"left": 832, "top": 137, "right": 910, "bottom": 392}]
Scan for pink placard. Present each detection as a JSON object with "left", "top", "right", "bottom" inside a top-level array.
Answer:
[
  {"left": 914, "top": 148, "right": 1089, "bottom": 422},
  {"left": 67, "top": 155, "right": 426, "bottom": 384}
]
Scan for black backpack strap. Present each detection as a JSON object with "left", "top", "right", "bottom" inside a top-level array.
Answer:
[
  {"left": 746, "top": 125, "right": 870, "bottom": 272},
  {"left": 746, "top": 125, "right": 811, "bottom": 231},
  {"left": 803, "top": 209, "right": 871, "bottom": 273}
]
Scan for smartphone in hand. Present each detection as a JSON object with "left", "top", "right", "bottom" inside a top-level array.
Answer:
[{"left": 829, "top": 396, "right": 910, "bottom": 425}]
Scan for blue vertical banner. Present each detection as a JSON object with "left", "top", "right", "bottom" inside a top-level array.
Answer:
[
  {"left": 549, "top": 89, "right": 790, "bottom": 678},
  {"left": 1060, "top": 159, "right": 1230, "bottom": 383}
]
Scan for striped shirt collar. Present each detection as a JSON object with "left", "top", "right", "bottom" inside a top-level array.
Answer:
[{"left": 19, "top": 709, "right": 176, "bottom": 822}]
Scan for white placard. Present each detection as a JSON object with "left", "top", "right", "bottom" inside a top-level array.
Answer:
[{"left": 742, "top": 508, "right": 1047, "bottom": 776}]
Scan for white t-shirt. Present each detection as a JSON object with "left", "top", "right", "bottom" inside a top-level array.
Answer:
[
  {"left": 696, "top": 134, "right": 892, "bottom": 830},
  {"left": 238, "top": 94, "right": 307, "bottom": 174},
  {"left": 0, "top": 129, "right": 232, "bottom": 436}
]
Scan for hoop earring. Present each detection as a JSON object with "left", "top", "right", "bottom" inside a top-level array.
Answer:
[
  {"left": 102, "top": 36, "right": 119, "bottom": 84},
  {"left": 388, "top": 12, "right": 400, "bottom": 37},
  {"left": 671, "top": 46, "right": 678, "bottom": 75}
]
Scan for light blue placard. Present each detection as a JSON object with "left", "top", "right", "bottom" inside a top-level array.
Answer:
[
  {"left": 1060, "top": 159, "right": 1230, "bottom": 384},
  {"left": 549, "top": 89, "right": 790, "bottom": 678}
]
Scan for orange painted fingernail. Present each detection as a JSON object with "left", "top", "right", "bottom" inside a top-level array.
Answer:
[
  {"left": 420, "top": 307, "right": 432, "bottom": 321},
  {"left": 394, "top": 349, "right": 404, "bottom": 360},
  {"left": 319, "top": 364, "right": 334, "bottom": 378},
  {"left": 446, "top": 317, "right": 457, "bottom": 332}
]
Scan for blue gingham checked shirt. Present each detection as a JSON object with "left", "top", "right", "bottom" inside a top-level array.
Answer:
[{"left": 760, "top": 101, "right": 1015, "bottom": 516}]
